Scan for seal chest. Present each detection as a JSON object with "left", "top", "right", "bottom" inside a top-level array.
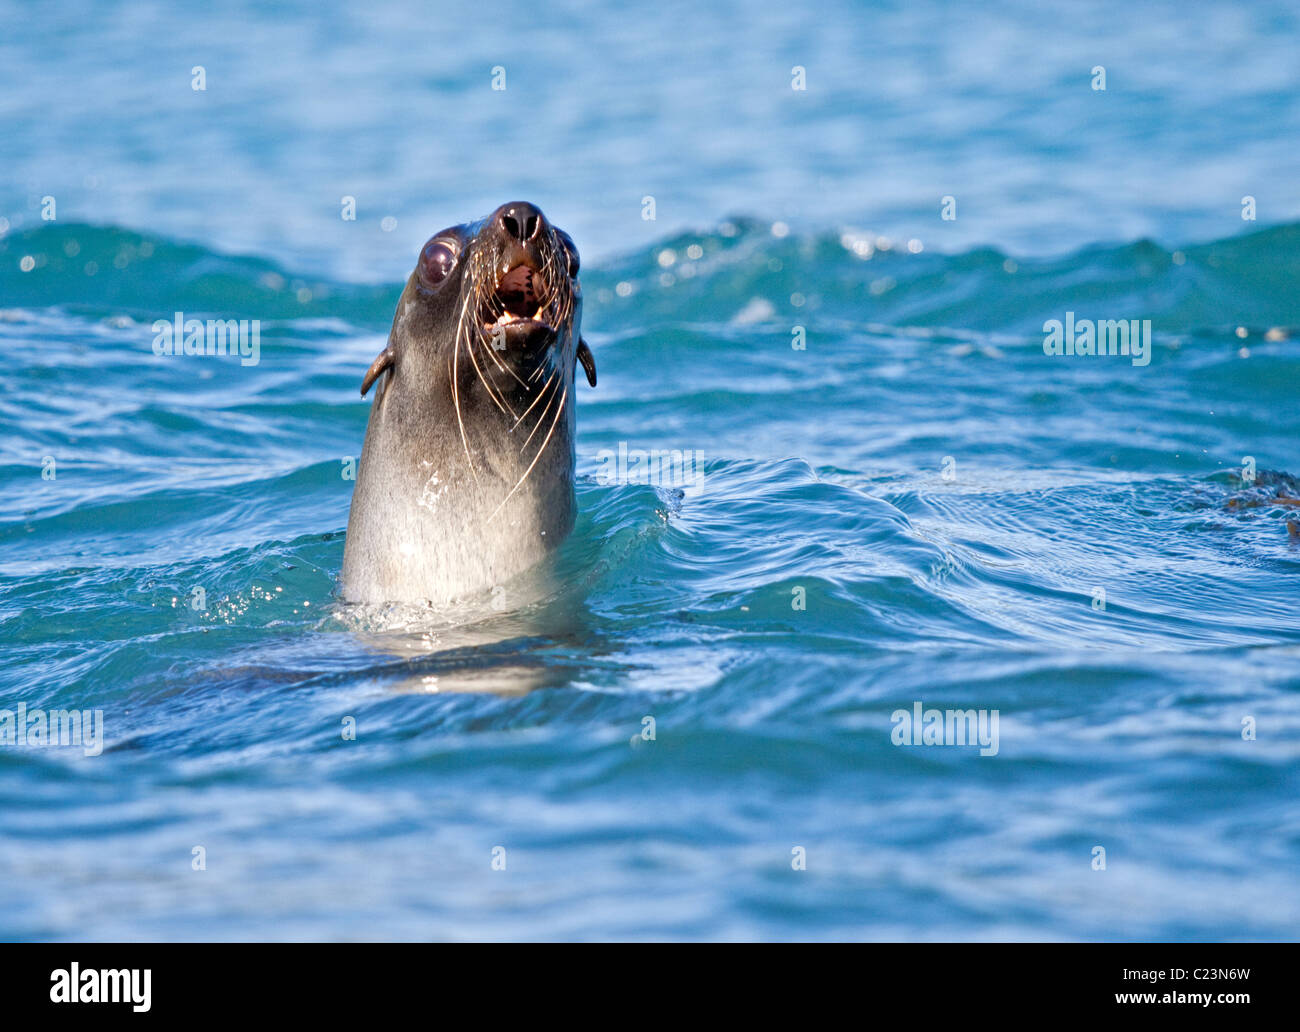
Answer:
[{"left": 341, "top": 202, "right": 597, "bottom": 605}]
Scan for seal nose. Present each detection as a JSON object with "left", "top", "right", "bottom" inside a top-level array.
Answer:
[{"left": 496, "top": 202, "right": 544, "bottom": 243}]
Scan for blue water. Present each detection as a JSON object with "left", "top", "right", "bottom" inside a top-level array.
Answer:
[{"left": 2, "top": 0, "right": 1299, "bottom": 941}]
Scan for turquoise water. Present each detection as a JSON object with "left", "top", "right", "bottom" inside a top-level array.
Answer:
[{"left": 2, "top": 1, "right": 1299, "bottom": 941}]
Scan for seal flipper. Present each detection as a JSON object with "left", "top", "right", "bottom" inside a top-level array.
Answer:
[
  {"left": 576, "top": 337, "right": 597, "bottom": 388},
  {"left": 360, "top": 346, "right": 395, "bottom": 397}
]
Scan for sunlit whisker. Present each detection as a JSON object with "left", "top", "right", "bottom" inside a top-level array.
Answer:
[{"left": 487, "top": 382, "right": 568, "bottom": 523}]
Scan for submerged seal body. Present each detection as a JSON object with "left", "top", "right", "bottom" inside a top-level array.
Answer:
[{"left": 341, "top": 201, "right": 596, "bottom": 605}]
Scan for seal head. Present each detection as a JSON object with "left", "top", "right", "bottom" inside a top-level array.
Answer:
[{"left": 341, "top": 202, "right": 595, "bottom": 605}]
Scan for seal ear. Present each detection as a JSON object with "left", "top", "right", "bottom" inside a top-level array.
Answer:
[
  {"left": 360, "top": 346, "right": 395, "bottom": 397},
  {"left": 576, "top": 337, "right": 597, "bottom": 388}
]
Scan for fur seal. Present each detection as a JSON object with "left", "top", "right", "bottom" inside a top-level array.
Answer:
[{"left": 341, "top": 201, "right": 596, "bottom": 605}]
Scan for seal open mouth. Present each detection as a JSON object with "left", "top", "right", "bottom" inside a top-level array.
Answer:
[{"left": 486, "top": 263, "right": 553, "bottom": 332}]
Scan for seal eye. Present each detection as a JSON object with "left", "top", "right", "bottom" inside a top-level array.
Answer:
[
  {"left": 555, "top": 229, "right": 580, "bottom": 278},
  {"left": 419, "top": 239, "right": 457, "bottom": 287}
]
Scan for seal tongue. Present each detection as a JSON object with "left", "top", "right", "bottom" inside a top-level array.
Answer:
[{"left": 498, "top": 265, "right": 537, "bottom": 318}]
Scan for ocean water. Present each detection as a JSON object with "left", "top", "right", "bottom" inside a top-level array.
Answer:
[{"left": 2, "top": 0, "right": 1299, "bottom": 941}]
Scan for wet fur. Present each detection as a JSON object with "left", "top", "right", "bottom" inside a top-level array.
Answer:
[{"left": 341, "top": 208, "right": 584, "bottom": 604}]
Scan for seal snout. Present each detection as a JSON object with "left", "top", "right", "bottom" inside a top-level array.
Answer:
[
  {"left": 497, "top": 201, "right": 544, "bottom": 243},
  {"left": 481, "top": 202, "right": 567, "bottom": 333}
]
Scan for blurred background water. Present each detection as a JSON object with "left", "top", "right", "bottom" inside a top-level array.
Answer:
[{"left": 1, "top": 0, "right": 1298, "bottom": 941}]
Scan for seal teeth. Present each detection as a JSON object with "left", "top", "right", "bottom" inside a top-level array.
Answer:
[
  {"left": 486, "top": 308, "right": 545, "bottom": 327},
  {"left": 489, "top": 263, "right": 552, "bottom": 326}
]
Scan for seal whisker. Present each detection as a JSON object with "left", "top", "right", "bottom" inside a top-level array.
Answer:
[
  {"left": 466, "top": 332, "right": 518, "bottom": 419},
  {"left": 521, "top": 374, "right": 560, "bottom": 447},
  {"left": 487, "top": 382, "right": 568, "bottom": 524},
  {"left": 470, "top": 251, "right": 533, "bottom": 392},
  {"left": 458, "top": 271, "right": 520, "bottom": 419},
  {"left": 451, "top": 333, "right": 479, "bottom": 481},
  {"left": 476, "top": 331, "right": 529, "bottom": 389},
  {"left": 510, "top": 369, "right": 557, "bottom": 432}
]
